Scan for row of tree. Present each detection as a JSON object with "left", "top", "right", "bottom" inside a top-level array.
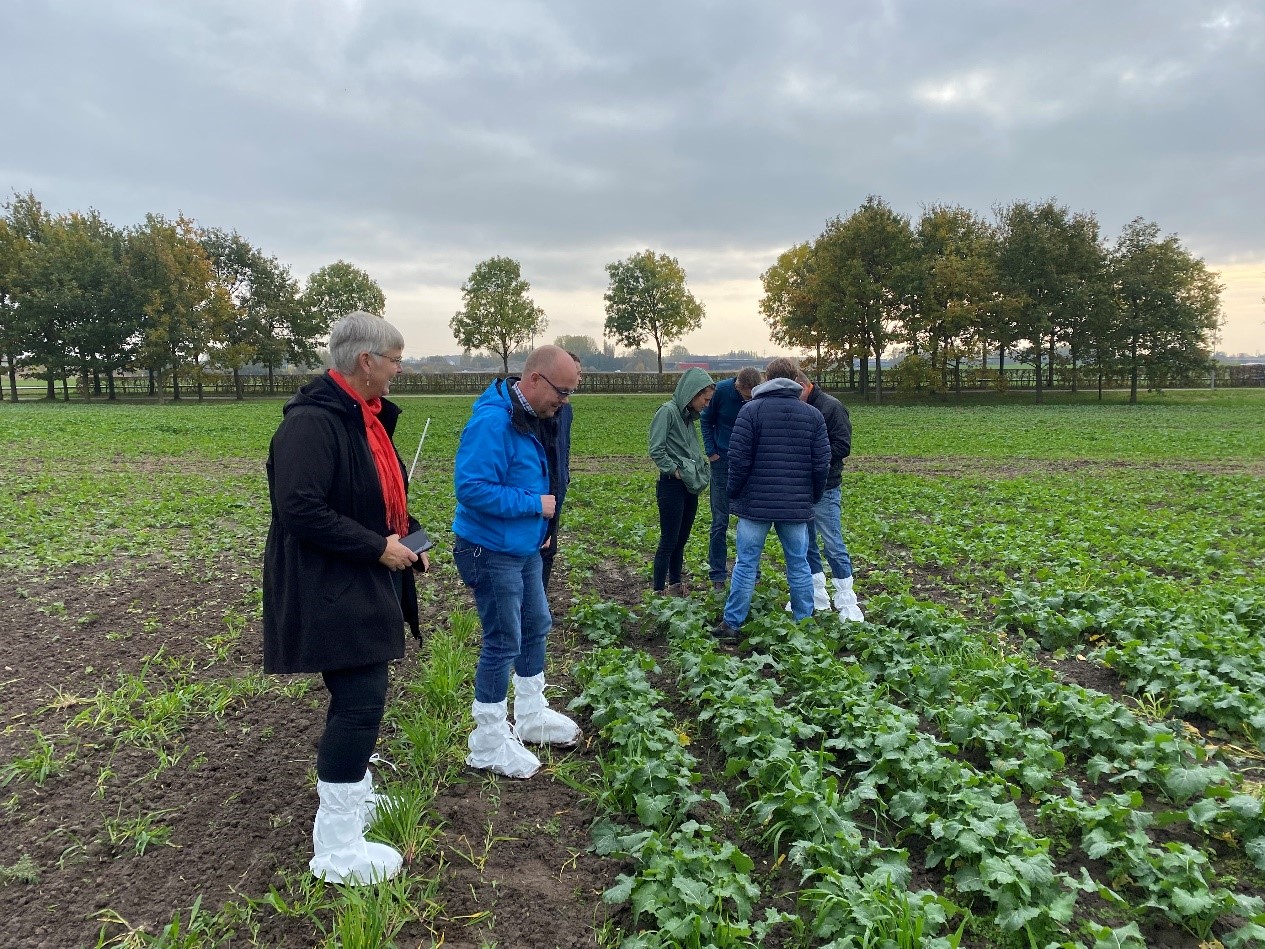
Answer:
[
  {"left": 760, "top": 196, "right": 1224, "bottom": 403},
  {"left": 449, "top": 249, "right": 706, "bottom": 375},
  {"left": 2, "top": 189, "right": 1225, "bottom": 404},
  {"left": 0, "top": 192, "right": 387, "bottom": 401}
]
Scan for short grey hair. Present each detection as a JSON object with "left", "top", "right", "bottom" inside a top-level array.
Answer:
[{"left": 328, "top": 312, "right": 404, "bottom": 374}]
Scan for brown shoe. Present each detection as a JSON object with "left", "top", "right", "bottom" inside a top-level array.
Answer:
[{"left": 665, "top": 582, "right": 689, "bottom": 596}]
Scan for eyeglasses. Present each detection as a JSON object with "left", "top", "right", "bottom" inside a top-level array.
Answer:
[
  {"left": 536, "top": 372, "right": 577, "bottom": 399},
  {"left": 371, "top": 352, "right": 404, "bottom": 367}
]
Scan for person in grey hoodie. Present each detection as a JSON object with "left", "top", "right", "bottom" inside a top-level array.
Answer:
[{"left": 648, "top": 367, "right": 715, "bottom": 593}]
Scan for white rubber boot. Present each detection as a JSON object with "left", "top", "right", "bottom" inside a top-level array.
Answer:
[
  {"left": 833, "top": 575, "right": 865, "bottom": 622},
  {"left": 786, "top": 572, "right": 832, "bottom": 613},
  {"left": 467, "top": 700, "right": 541, "bottom": 778},
  {"left": 310, "top": 780, "right": 403, "bottom": 885},
  {"left": 513, "top": 673, "right": 581, "bottom": 747}
]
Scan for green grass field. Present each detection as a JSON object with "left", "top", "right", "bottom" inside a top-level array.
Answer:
[{"left": 1, "top": 388, "right": 1263, "bottom": 947}]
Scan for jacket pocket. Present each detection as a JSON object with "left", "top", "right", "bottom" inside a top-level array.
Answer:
[{"left": 680, "top": 457, "right": 711, "bottom": 494}]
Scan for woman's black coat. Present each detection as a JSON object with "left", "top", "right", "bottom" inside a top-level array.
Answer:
[{"left": 263, "top": 373, "right": 420, "bottom": 674}]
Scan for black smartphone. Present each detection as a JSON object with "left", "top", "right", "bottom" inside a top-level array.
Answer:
[{"left": 400, "top": 528, "right": 434, "bottom": 554}]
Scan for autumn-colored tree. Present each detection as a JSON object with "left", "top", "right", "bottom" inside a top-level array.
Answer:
[{"left": 127, "top": 214, "right": 220, "bottom": 401}]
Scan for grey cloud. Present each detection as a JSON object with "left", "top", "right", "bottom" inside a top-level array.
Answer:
[{"left": 1, "top": 0, "right": 1261, "bottom": 350}]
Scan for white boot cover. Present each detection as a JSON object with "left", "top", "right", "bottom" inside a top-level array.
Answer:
[
  {"left": 513, "top": 673, "right": 581, "bottom": 747},
  {"left": 833, "top": 576, "right": 865, "bottom": 623},
  {"left": 310, "top": 780, "right": 403, "bottom": 885},
  {"left": 356, "top": 770, "right": 380, "bottom": 832},
  {"left": 786, "top": 573, "right": 832, "bottom": 614},
  {"left": 811, "top": 572, "right": 831, "bottom": 611},
  {"left": 467, "top": 700, "right": 541, "bottom": 778}
]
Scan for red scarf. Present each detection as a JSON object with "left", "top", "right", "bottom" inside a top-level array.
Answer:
[{"left": 328, "top": 370, "right": 409, "bottom": 537}]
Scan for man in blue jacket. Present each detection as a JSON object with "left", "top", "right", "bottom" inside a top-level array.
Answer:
[
  {"left": 452, "top": 345, "right": 582, "bottom": 778},
  {"left": 714, "top": 357, "right": 830, "bottom": 641},
  {"left": 700, "top": 367, "right": 761, "bottom": 589}
]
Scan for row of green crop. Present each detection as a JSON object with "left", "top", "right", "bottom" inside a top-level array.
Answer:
[
  {"left": 569, "top": 587, "right": 1265, "bottom": 948},
  {"left": 998, "top": 583, "right": 1265, "bottom": 749},
  {"left": 805, "top": 596, "right": 1265, "bottom": 945},
  {"left": 570, "top": 597, "right": 965, "bottom": 949}
]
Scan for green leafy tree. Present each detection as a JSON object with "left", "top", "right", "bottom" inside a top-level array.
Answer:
[
  {"left": 1111, "top": 218, "right": 1222, "bottom": 403},
  {"left": 815, "top": 197, "right": 918, "bottom": 402},
  {"left": 553, "top": 334, "right": 601, "bottom": 364},
  {"left": 202, "top": 228, "right": 305, "bottom": 397},
  {"left": 0, "top": 193, "right": 44, "bottom": 401},
  {"left": 995, "top": 200, "right": 1103, "bottom": 403},
  {"left": 25, "top": 210, "right": 136, "bottom": 400},
  {"left": 761, "top": 242, "right": 835, "bottom": 370},
  {"left": 450, "top": 256, "right": 546, "bottom": 375},
  {"left": 603, "top": 249, "right": 704, "bottom": 374},
  {"left": 302, "top": 260, "right": 386, "bottom": 334},
  {"left": 1, "top": 192, "right": 55, "bottom": 399},
  {"left": 910, "top": 205, "right": 997, "bottom": 395}
]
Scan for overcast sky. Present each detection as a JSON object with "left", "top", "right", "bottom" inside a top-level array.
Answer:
[{"left": 4, "top": 0, "right": 1263, "bottom": 355}]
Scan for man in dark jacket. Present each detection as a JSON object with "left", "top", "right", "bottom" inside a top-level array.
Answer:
[
  {"left": 796, "top": 371, "right": 865, "bottom": 621},
  {"left": 700, "top": 367, "right": 761, "bottom": 589},
  {"left": 714, "top": 357, "right": 830, "bottom": 641},
  {"left": 540, "top": 351, "right": 581, "bottom": 590}
]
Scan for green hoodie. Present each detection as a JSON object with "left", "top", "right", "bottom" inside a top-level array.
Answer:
[{"left": 648, "top": 367, "right": 715, "bottom": 494}]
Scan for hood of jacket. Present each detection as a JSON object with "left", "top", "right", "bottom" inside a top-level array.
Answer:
[
  {"left": 672, "top": 367, "right": 715, "bottom": 418},
  {"left": 751, "top": 376, "right": 802, "bottom": 399}
]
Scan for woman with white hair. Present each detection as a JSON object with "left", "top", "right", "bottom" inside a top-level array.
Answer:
[{"left": 263, "top": 311, "right": 428, "bottom": 884}]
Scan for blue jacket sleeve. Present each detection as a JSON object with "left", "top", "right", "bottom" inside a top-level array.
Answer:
[{"left": 700, "top": 395, "right": 718, "bottom": 457}]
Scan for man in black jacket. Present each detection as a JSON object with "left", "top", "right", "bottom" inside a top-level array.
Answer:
[
  {"left": 713, "top": 357, "right": 830, "bottom": 641},
  {"left": 796, "top": 371, "right": 864, "bottom": 621}
]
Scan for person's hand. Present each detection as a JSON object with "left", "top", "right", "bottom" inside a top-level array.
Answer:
[
  {"left": 708, "top": 453, "right": 720, "bottom": 462},
  {"left": 413, "top": 551, "right": 430, "bottom": 573},
  {"left": 540, "top": 494, "right": 557, "bottom": 518},
  {"left": 379, "top": 534, "right": 419, "bottom": 571},
  {"left": 673, "top": 469, "right": 682, "bottom": 479}
]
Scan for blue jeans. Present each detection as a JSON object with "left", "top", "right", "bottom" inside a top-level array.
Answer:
[
  {"left": 453, "top": 536, "right": 552, "bottom": 703},
  {"left": 707, "top": 457, "right": 730, "bottom": 582},
  {"left": 806, "top": 486, "right": 854, "bottom": 579},
  {"left": 723, "top": 518, "right": 814, "bottom": 627}
]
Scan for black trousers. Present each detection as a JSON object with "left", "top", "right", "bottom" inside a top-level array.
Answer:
[
  {"left": 653, "top": 475, "right": 699, "bottom": 590},
  {"left": 317, "top": 661, "right": 390, "bottom": 783}
]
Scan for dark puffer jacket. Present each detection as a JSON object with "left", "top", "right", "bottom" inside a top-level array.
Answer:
[
  {"left": 805, "top": 383, "right": 852, "bottom": 489},
  {"left": 726, "top": 378, "right": 830, "bottom": 522}
]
